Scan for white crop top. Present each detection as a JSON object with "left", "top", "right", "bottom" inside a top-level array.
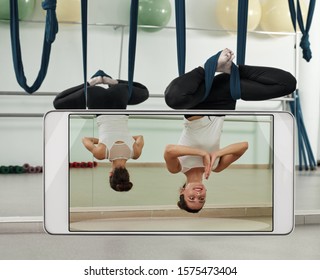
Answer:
[
  {"left": 96, "top": 115, "right": 135, "bottom": 161},
  {"left": 178, "top": 116, "right": 224, "bottom": 173}
]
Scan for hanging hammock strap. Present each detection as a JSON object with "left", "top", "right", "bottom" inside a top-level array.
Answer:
[
  {"left": 175, "top": 0, "right": 186, "bottom": 76},
  {"left": 236, "top": 0, "right": 248, "bottom": 65},
  {"left": 128, "top": 0, "right": 139, "bottom": 100},
  {"left": 9, "top": 0, "right": 58, "bottom": 94},
  {"left": 203, "top": 51, "right": 241, "bottom": 102},
  {"left": 81, "top": 0, "right": 88, "bottom": 107},
  {"left": 288, "top": 0, "right": 316, "bottom": 62},
  {"left": 175, "top": 0, "right": 247, "bottom": 101}
]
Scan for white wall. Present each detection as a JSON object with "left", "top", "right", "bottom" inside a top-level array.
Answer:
[{"left": 0, "top": 0, "right": 318, "bottom": 166}]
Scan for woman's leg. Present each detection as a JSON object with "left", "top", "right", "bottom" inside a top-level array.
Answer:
[
  {"left": 53, "top": 84, "right": 86, "bottom": 109},
  {"left": 164, "top": 67, "right": 207, "bottom": 109},
  {"left": 117, "top": 80, "right": 149, "bottom": 105},
  {"left": 164, "top": 49, "right": 236, "bottom": 110},
  {"left": 165, "top": 49, "right": 297, "bottom": 110},
  {"left": 87, "top": 84, "right": 129, "bottom": 109},
  {"left": 238, "top": 65, "right": 297, "bottom": 100}
]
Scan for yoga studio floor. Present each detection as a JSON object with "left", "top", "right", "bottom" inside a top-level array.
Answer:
[{"left": 0, "top": 167, "right": 320, "bottom": 259}]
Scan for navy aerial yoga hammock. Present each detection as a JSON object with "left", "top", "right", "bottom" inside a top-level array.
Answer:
[
  {"left": 10, "top": 0, "right": 58, "bottom": 93},
  {"left": 174, "top": 0, "right": 246, "bottom": 102},
  {"left": 288, "top": 0, "right": 316, "bottom": 62},
  {"left": 80, "top": 0, "right": 88, "bottom": 105}
]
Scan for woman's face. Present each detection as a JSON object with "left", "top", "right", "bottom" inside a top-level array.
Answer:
[{"left": 180, "top": 182, "right": 207, "bottom": 211}]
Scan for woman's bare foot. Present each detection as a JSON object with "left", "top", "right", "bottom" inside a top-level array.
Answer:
[
  {"left": 88, "top": 76, "right": 103, "bottom": 86},
  {"left": 216, "top": 48, "right": 235, "bottom": 74},
  {"left": 102, "top": 76, "right": 119, "bottom": 86}
]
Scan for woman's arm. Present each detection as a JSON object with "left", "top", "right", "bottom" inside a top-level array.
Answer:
[
  {"left": 82, "top": 137, "right": 105, "bottom": 160},
  {"left": 164, "top": 144, "right": 210, "bottom": 174},
  {"left": 211, "top": 142, "right": 248, "bottom": 173},
  {"left": 132, "top": 135, "right": 144, "bottom": 159}
]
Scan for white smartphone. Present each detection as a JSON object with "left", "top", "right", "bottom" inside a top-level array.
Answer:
[{"left": 43, "top": 110, "right": 295, "bottom": 235}]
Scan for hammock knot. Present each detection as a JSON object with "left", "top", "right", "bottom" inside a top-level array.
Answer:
[
  {"left": 41, "top": 0, "right": 58, "bottom": 43},
  {"left": 42, "top": 0, "right": 57, "bottom": 10},
  {"left": 300, "top": 34, "right": 312, "bottom": 62}
]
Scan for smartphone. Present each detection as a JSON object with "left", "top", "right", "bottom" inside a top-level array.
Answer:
[{"left": 43, "top": 110, "right": 295, "bottom": 235}]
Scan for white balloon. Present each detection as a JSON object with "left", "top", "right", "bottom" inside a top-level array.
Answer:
[
  {"left": 215, "top": 0, "right": 262, "bottom": 31},
  {"left": 56, "top": 0, "right": 81, "bottom": 22},
  {"left": 260, "top": 0, "right": 308, "bottom": 32}
]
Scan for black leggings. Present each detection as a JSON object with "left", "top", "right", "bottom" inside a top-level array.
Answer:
[
  {"left": 53, "top": 80, "right": 149, "bottom": 109},
  {"left": 165, "top": 65, "right": 297, "bottom": 110}
]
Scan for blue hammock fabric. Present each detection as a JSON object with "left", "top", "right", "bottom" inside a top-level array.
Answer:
[
  {"left": 236, "top": 0, "right": 248, "bottom": 65},
  {"left": 175, "top": 0, "right": 186, "bottom": 76},
  {"left": 81, "top": 0, "right": 88, "bottom": 106},
  {"left": 288, "top": 0, "right": 316, "bottom": 62},
  {"left": 203, "top": 51, "right": 241, "bottom": 103},
  {"left": 10, "top": 0, "right": 58, "bottom": 94},
  {"left": 175, "top": 0, "right": 246, "bottom": 102},
  {"left": 128, "top": 0, "right": 139, "bottom": 100},
  {"left": 289, "top": 91, "right": 317, "bottom": 170}
]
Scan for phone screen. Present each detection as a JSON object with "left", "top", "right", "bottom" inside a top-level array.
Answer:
[{"left": 68, "top": 113, "right": 274, "bottom": 233}]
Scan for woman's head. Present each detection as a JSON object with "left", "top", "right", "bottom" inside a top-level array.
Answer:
[
  {"left": 177, "top": 182, "right": 207, "bottom": 213},
  {"left": 109, "top": 167, "right": 133, "bottom": 192}
]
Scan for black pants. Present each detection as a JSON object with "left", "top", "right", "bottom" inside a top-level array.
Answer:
[
  {"left": 53, "top": 80, "right": 149, "bottom": 109},
  {"left": 165, "top": 65, "right": 297, "bottom": 110}
]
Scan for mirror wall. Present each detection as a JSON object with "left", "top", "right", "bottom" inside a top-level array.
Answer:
[{"left": 69, "top": 113, "right": 273, "bottom": 232}]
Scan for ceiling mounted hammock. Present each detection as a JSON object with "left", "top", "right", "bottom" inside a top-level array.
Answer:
[
  {"left": 288, "top": 0, "right": 317, "bottom": 171},
  {"left": 80, "top": 0, "right": 88, "bottom": 105},
  {"left": 10, "top": 0, "right": 58, "bottom": 93},
  {"left": 288, "top": 0, "right": 316, "bottom": 62},
  {"left": 174, "top": 0, "right": 248, "bottom": 102}
]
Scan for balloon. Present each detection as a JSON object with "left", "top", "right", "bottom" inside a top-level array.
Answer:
[
  {"left": 259, "top": 0, "right": 307, "bottom": 32},
  {"left": 215, "top": 0, "right": 262, "bottom": 32},
  {"left": 0, "top": 0, "right": 36, "bottom": 20},
  {"left": 138, "top": 0, "right": 172, "bottom": 32},
  {"left": 56, "top": 0, "right": 81, "bottom": 22}
]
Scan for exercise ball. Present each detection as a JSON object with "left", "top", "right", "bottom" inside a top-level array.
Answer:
[
  {"left": 0, "top": 0, "right": 36, "bottom": 20},
  {"left": 56, "top": 0, "right": 81, "bottom": 22},
  {"left": 259, "top": 0, "right": 307, "bottom": 32},
  {"left": 215, "top": 0, "right": 262, "bottom": 32},
  {"left": 138, "top": 0, "right": 172, "bottom": 32}
]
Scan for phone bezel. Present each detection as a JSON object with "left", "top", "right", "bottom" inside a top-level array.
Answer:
[{"left": 43, "top": 110, "right": 295, "bottom": 235}]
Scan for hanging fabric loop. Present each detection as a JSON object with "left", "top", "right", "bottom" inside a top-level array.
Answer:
[
  {"left": 175, "top": 0, "right": 186, "bottom": 76},
  {"left": 203, "top": 51, "right": 241, "bottom": 102},
  {"left": 10, "top": 0, "right": 58, "bottom": 94},
  {"left": 128, "top": 0, "right": 139, "bottom": 100},
  {"left": 288, "top": 0, "right": 316, "bottom": 62},
  {"left": 81, "top": 0, "right": 88, "bottom": 107},
  {"left": 41, "top": 0, "right": 58, "bottom": 43},
  {"left": 236, "top": 0, "right": 249, "bottom": 65},
  {"left": 202, "top": 0, "right": 247, "bottom": 102}
]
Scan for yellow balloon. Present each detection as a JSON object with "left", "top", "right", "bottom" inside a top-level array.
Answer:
[
  {"left": 259, "top": 0, "right": 307, "bottom": 32},
  {"left": 215, "top": 0, "right": 262, "bottom": 31},
  {"left": 56, "top": 0, "right": 81, "bottom": 22}
]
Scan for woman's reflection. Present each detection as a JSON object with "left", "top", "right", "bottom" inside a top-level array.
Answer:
[
  {"left": 164, "top": 115, "right": 248, "bottom": 213},
  {"left": 82, "top": 115, "right": 144, "bottom": 192}
]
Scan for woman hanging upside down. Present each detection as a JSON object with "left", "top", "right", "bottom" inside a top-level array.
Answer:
[
  {"left": 54, "top": 70, "right": 148, "bottom": 191},
  {"left": 165, "top": 48, "right": 297, "bottom": 110},
  {"left": 53, "top": 70, "right": 149, "bottom": 109},
  {"left": 164, "top": 48, "right": 297, "bottom": 213}
]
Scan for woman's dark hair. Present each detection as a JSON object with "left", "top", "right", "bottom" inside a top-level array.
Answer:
[
  {"left": 177, "top": 183, "right": 202, "bottom": 213},
  {"left": 109, "top": 167, "right": 133, "bottom": 192},
  {"left": 177, "top": 194, "right": 201, "bottom": 213}
]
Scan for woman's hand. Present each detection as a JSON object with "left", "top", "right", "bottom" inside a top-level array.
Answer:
[{"left": 202, "top": 152, "right": 211, "bottom": 179}]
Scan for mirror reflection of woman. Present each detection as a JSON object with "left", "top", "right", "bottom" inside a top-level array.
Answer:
[
  {"left": 82, "top": 115, "right": 144, "bottom": 192},
  {"left": 53, "top": 70, "right": 148, "bottom": 192},
  {"left": 164, "top": 115, "right": 248, "bottom": 213},
  {"left": 164, "top": 48, "right": 297, "bottom": 213}
]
